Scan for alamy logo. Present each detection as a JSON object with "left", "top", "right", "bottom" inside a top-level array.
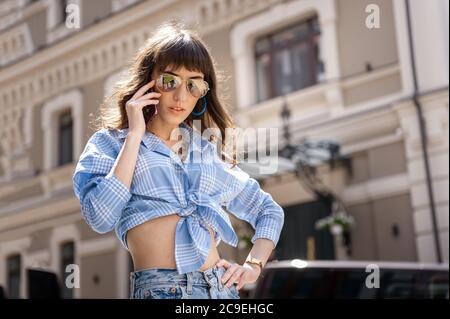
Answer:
[
  {"left": 365, "top": 4, "right": 381, "bottom": 29},
  {"left": 65, "top": 264, "right": 80, "bottom": 289},
  {"left": 65, "top": 3, "right": 80, "bottom": 29},
  {"left": 365, "top": 264, "right": 380, "bottom": 289}
]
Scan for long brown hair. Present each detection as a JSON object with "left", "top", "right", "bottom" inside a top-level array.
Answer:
[{"left": 93, "top": 20, "right": 238, "bottom": 167}]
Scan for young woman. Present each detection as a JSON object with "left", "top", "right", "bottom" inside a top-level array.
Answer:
[{"left": 72, "top": 21, "right": 284, "bottom": 299}]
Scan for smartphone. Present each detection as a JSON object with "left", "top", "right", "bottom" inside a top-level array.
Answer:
[{"left": 142, "top": 88, "right": 158, "bottom": 124}]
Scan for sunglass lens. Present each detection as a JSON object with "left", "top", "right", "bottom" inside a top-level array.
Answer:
[
  {"left": 158, "top": 74, "right": 178, "bottom": 92},
  {"left": 188, "top": 80, "right": 208, "bottom": 98}
]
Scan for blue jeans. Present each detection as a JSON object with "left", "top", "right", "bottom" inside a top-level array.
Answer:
[{"left": 129, "top": 265, "right": 241, "bottom": 299}]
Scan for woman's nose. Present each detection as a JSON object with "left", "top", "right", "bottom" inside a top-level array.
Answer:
[{"left": 173, "top": 83, "right": 189, "bottom": 102}]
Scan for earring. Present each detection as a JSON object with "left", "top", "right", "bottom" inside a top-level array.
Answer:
[{"left": 192, "top": 96, "right": 207, "bottom": 116}]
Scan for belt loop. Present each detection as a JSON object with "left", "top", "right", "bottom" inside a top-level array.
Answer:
[
  {"left": 129, "top": 272, "right": 135, "bottom": 299},
  {"left": 213, "top": 266, "right": 224, "bottom": 291},
  {"left": 186, "top": 272, "right": 193, "bottom": 295}
]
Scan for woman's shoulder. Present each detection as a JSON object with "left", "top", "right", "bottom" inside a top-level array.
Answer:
[
  {"left": 87, "top": 127, "right": 127, "bottom": 143},
  {"left": 82, "top": 127, "right": 126, "bottom": 157}
]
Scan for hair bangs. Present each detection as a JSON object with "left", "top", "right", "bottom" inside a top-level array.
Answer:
[{"left": 154, "top": 34, "right": 211, "bottom": 77}]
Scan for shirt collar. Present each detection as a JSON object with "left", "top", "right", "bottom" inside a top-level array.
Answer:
[{"left": 115, "top": 122, "right": 210, "bottom": 155}]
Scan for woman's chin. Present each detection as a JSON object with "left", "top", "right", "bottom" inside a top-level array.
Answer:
[{"left": 160, "top": 116, "right": 184, "bottom": 127}]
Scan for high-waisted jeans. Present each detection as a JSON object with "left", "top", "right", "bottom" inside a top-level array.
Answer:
[{"left": 129, "top": 265, "right": 240, "bottom": 299}]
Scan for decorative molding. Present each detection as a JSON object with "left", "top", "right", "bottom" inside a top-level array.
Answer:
[
  {"left": 41, "top": 89, "right": 83, "bottom": 171},
  {"left": 78, "top": 236, "right": 117, "bottom": 257},
  {"left": 340, "top": 65, "right": 400, "bottom": 90},
  {"left": 0, "top": 208, "right": 80, "bottom": 241},
  {"left": 0, "top": 0, "right": 177, "bottom": 82},
  {"left": 104, "top": 68, "right": 128, "bottom": 97},
  {"left": 0, "top": 0, "right": 46, "bottom": 32},
  {"left": 197, "top": 0, "right": 281, "bottom": 34},
  {"left": 0, "top": 23, "right": 34, "bottom": 66},
  {"left": 24, "top": 249, "right": 51, "bottom": 270},
  {"left": 342, "top": 173, "right": 410, "bottom": 205},
  {"left": 340, "top": 131, "right": 404, "bottom": 155},
  {"left": 0, "top": 105, "right": 29, "bottom": 181},
  {"left": 0, "top": 189, "right": 78, "bottom": 233},
  {"left": 112, "top": 0, "right": 141, "bottom": 13},
  {"left": 0, "top": 0, "right": 30, "bottom": 16}
]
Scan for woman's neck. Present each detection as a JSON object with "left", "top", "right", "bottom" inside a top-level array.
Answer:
[{"left": 146, "top": 120, "right": 180, "bottom": 142}]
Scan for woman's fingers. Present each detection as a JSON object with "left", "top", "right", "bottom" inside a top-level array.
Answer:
[
  {"left": 128, "top": 99, "right": 159, "bottom": 109},
  {"left": 236, "top": 277, "right": 246, "bottom": 291},
  {"left": 216, "top": 259, "right": 231, "bottom": 269},
  {"left": 137, "top": 91, "right": 161, "bottom": 101},
  {"left": 221, "top": 263, "right": 239, "bottom": 285},
  {"left": 224, "top": 267, "right": 244, "bottom": 287},
  {"left": 132, "top": 80, "right": 155, "bottom": 100}
]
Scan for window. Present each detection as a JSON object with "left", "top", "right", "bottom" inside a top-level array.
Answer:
[
  {"left": 58, "top": 110, "right": 73, "bottom": 166},
  {"left": 60, "top": 241, "right": 75, "bottom": 299},
  {"left": 7, "top": 254, "right": 21, "bottom": 299},
  {"left": 42, "top": 89, "right": 82, "bottom": 171},
  {"left": 255, "top": 268, "right": 449, "bottom": 299},
  {"left": 255, "top": 17, "right": 322, "bottom": 102}
]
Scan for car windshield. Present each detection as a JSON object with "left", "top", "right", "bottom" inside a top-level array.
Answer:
[{"left": 258, "top": 268, "right": 449, "bottom": 299}]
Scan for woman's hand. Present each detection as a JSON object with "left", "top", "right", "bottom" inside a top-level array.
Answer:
[
  {"left": 216, "top": 259, "right": 261, "bottom": 291},
  {"left": 125, "top": 80, "right": 161, "bottom": 139}
]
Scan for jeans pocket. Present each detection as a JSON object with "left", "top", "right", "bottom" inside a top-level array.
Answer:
[{"left": 140, "top": 286, "right": 183, "bottom": 299}]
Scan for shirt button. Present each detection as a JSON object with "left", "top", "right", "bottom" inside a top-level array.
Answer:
[{"left": 170, "top": 287, "right": 177, "bottom": 294}]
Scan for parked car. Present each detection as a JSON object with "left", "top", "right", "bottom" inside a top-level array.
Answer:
[{"left": 250, "top": 260, "right": 449, "bottom": 299}]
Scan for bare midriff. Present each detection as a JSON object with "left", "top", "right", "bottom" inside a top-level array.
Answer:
[
  {"left": 126, "top": 214, "right": 221, "bottom": 272},
  {"left": 127, "top": 136, "right": 220, "bottom": 272}
]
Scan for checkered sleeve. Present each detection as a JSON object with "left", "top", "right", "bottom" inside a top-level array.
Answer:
[
  {"left": 225, "top": 174, "right": 285, "bottom": 247},
  {"left": 72, "top": 130, "right": 132, "bottom": 234}
]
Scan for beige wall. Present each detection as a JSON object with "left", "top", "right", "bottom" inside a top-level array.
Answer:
[
  {"left": 201, "top": 25, "right": 237, "bottom": 111},
  {"left": 31, "top": 102, "right": 45, "bottom": 172},
  {"left": 372, "top": 194, "right": 416, "bottom": 261},
  {"left": 28, "top": 227, "right": 52, "bottom": 252},
  {"left": 1, "top": 179, "right": 43, "bottom": 203},
  {"left": 368, "top": 142, "right": 407, "bottom": 179},
  {"left": 26, "top": 7, "right": 47, "bottom": 51},
  {"left": 343, "top": 73, "right": 402, "bottom": 106},
  {"left": 81, "top": 0, "right": 112, "bottom": 28},
  {"left": 347, "top": 202, "right": 377, "bottom": 259},
  {"left": 80, "top": 250, "right": 118, "bottom": 298},
  {"left": 348, "top": 193, "right": 416, "bottom": 261},
  {"left": 76, "top": 220, "right": 104, "bottom": 241},
  {"left": 348, "top": 142, "right": 407, "bottom": 184},
  {"left": 337, "top": 0, "right": 399, "bottom": 78},
  {"left": 81, "top": 77, "right": 107, "bottom": 137}
]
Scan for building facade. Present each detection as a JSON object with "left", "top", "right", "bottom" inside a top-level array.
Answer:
[{"left": 0, "top": 0, "right": 448, "bottom": 298}]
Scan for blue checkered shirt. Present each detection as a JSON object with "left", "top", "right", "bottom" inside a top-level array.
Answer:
[{"left": 72, "top": 122, "right": 284, "bottom": 274}]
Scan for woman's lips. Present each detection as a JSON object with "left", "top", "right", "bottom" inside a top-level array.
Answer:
[{"left": 169, "top": 106, "right": 185, "bottom": 113}]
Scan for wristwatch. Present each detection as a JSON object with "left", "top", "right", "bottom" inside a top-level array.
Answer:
[{"left": 245, "top": 256, "right": 263, "bottom": 271}]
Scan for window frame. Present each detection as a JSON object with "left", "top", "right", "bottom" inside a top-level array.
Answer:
[
  {"left": 41, "top": 89, "right": 83, "bottom": 171},
  {"left": 254, "top": 16, "right": 321, "bottom": 102},
  {"left": 230, "top": 0, "right": 341, "bottom": 109}
]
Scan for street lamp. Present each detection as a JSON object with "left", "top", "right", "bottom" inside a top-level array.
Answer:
[{"left": 277, "top": 97, "right": 353, "bottom": 257}]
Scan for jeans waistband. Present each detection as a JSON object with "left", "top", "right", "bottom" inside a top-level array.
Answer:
[{"left": 129, "top": 265, "right": 226, "bottom": 292}]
